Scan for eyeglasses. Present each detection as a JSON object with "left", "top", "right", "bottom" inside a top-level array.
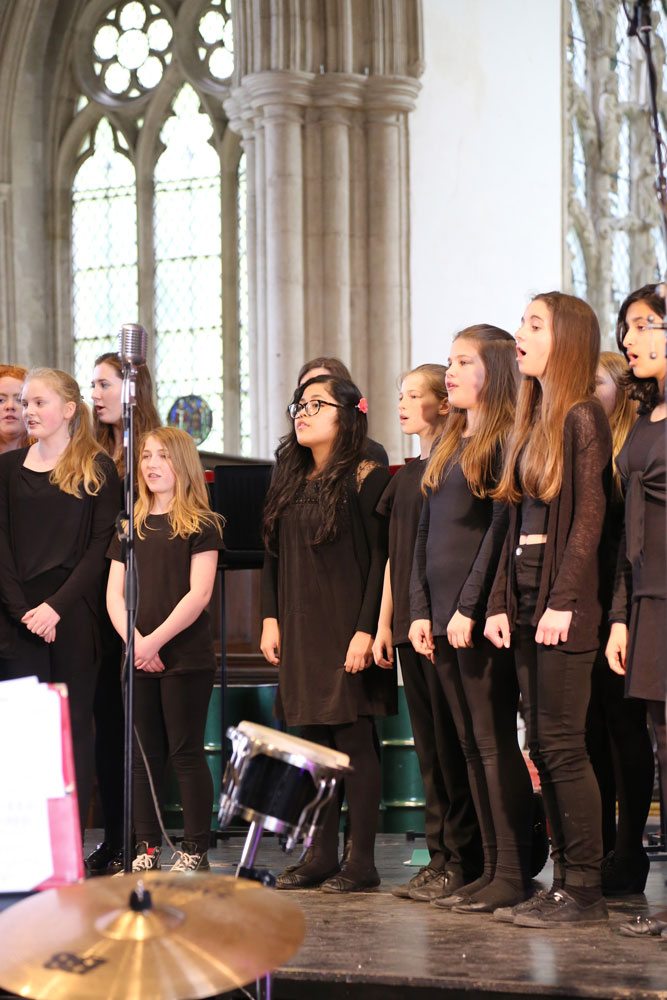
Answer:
[{"left": 288, "top": 399, "right": 344, "bottom": 419}]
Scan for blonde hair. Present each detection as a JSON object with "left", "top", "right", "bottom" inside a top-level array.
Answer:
[
  {"left": 422, "top": 327, "right": 518, "bottom": 497},
  {"left": 401, "top": 363, "right": 449, "bottom": 406},
  {"left": 598, "top": 351, "right": 637, "bottom": 498},
  {"left": 25, "top": 368, "right": 107, "bottom": 496},
  {"left": 134, "top": 426, "right": 223, "bottom": 540},
  {"left": 494, "top": 292, "right": 600, "bottom": 504}
]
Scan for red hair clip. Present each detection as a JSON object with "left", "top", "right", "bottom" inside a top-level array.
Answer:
[{"left": 357, "top": 397, "right": 368, "bottom": 414}]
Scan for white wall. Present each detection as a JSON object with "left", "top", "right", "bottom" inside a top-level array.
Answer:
[{"left": 410, "top": 0, "right": 563, "bottom": 368}]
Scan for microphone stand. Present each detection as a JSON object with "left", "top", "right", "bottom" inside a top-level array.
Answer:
[
  {"left": 626, "top": 0, "right": 667, "bottom": 850},
  {"left": 121, "top": 361, "right": 139, "bottom": 874}
]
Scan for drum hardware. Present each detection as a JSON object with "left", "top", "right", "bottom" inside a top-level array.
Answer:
[{"left": 0, "top": 872, "right": 305, "bottom": 1000}]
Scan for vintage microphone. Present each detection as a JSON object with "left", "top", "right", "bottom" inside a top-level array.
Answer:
[{"left": 118, "top": 323, "right": 147, "bottom": 874}]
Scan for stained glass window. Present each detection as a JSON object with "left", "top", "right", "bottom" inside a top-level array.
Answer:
[
  {"left": 567, "top": 0, "right": 587, "bottom": 91},
  {"left": 653, "top": 225, "right": 667, "bottom": 281},
  {"left": 567, "top": 228, "right": 587, "bottom": 300},
  {"left": 72, "top": 118, "right": 138, "bottom": 387},
  {"left": 610, "top": 116, "right": 630, "bottom": 218},
  {"left": 237, "top": 152, "right": 251, "bottom": 455},
  {"left": 611, "top": 229, "right": 631, "bottom": 329},
  {"left": 615, "top": 6, "right": 632, "bottom": 102},
  {"left": 572, "top": 119, "right": 587, "bottom": 207}
]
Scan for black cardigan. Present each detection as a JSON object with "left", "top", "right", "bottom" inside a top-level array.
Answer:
[{"left": 487, "top": 400, "right": 612, "bottom": 652}]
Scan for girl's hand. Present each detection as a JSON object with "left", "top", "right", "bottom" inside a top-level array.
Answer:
[
  {"left": 606, "top": 622, "right": 628, "bottom": 675},
  {"left": 408, "top": 619, "right": 435, "bottom": 663},
  {"left": 535, "top": 608, "right": 572, "bottom": 646},
  {"left": 21, "top": 603, "right": 61, "bottom": 640},
  {"left": 484, "top": 613, "right": 511, "bottom": 649},
  {"left": 260, "top": 618, "right": 281, "bottom": 665},
  {"left": 345, "top": 631, "right": 373, "bottom": 673},
  {"left": 447, "top": 610, "right": 475, "bottom": 649},
  {"left": 138, "top": 653, "right": 166, "bottom": 674},
  {"left": 372, "top": 625, "right": 394, "bottom": 669},
  {"left": 135, "top": 633, "right": 163, "bottom": 669}
]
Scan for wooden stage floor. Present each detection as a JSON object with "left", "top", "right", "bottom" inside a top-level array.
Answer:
[{"left": 3, "top": 830, "right": 667, "bottom": 1000}]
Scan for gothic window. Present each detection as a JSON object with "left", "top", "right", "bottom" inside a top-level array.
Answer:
[
  {"left": 564, "top": 0, "right": 667, "bottom": 342},
  {"left": 61, "top": 0, "right": 249, "bottom": 455}
]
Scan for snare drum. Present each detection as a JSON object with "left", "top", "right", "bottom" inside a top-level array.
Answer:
[{"left": 218, "top": 721, "right": 350, "bottom": 850}]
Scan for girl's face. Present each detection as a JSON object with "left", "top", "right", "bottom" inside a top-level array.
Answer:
[
  {"left": 141, "top": 436, "right": 176, "bottom": 504},
  {"left": 595, "top": 366, "right": 618, "bottom": 419},
  {"left": 91, "top": 362, "right": 123, "bottom": 425},
  {"left": 398, "top": 373, "right": 447, "bottom": 435},
  {"left": 0, "top": 376, "right": 25, "bottom": 443},
  {"left": 445, "top": 339, "right": 485, "bottom": 411},
  {"left": 21, "top": 379, "right": 75, "bottom": 440},
  {"left": 623, "top": 300, "right": 667, "bottom": 383},
  {"left": 515, "top": 299, "right": 553, "bottom": 379},
  {"left": 293, "top": 383, "right": 341, "bottom": 452}
]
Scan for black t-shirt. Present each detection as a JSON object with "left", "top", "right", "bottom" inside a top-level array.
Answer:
[
  {"left": 376, "top": 458, "right": 425, "bottom": 645},
  {"left": 108, "top": 513, "right": 224, "bottom": 674}
]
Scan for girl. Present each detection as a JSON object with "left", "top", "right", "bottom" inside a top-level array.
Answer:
[
  {"left": 409, "top": 327, "right": 535, "bottom": 913},
  {"left": 0, "top": 368, "right": 120, "bottom": 833},
  {"left": 373, "top": 364, "right": 484, "bottom": 901},
  {"left": 485, "top": 292, "right": 612, "bottom": 928},
  {"left": 106, "top": 427, "right": 223, "bottom": 873},
  {"left": 86, "top": 353, "right": 161, "bottom": 876},
  {"left": 261, "top": 375, "right": 395, "bottom": 893},
  {"left": 0, "top": 365, "right": 29, "bottom": 453},
  {"left": 607, "top": 286, "right": 667, "bottom": 883},
  {"left": 588, "top": 351, "right": 653, "bottom": 894}
]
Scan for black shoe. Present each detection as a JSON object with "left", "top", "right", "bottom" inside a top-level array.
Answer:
[
  {"left": 275, "top": 863, "right": 340, "bottom": 890},
  {"left": 320, "top": 865, "right": 381, "bottom": 893},
  {"left": 601, "top": 851, "right": 650, "bottom": 895},
  {"left": 513, "top": 888, "right": 608, "bottom": 928},
  {"left": 493, "top": 889, "right": 549, "bottom": 923},
  {"left": 392, "top": 864, "right": 443, "bottom": 899},
  {"left": 85, "top": 841, "right": 123, "bottom": 876},
  {"left": 170, "top": 840, "right": 210, "bottom": 873},
  {"left": 408, "top": 868, "right": 449, "bottom": 901}
]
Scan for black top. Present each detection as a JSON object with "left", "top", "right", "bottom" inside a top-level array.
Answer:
[
  {"left": 0, "top": 448, "right": 120, "bottom": 654},
  {"left": 108, "top": 513, "right": 224, "bottom": 674},
  {"left": 366, "top": 438, "right": 389, "bottom": 467},
  {"left": 410, "top": 445, "right": 508, "bottom": 636},
  {"left": 611, "top": 414, "right": 666, "bottom": 621},
  {"left": 488, "top": 401, "right": 612, "bottom": 652},
  {"left": 520, "top": 494, "right": 549, "bottom": 536},
  {"left": 376, "top": 457, "right": 425, "bottom": 646},
  {"left": 261, "top": 462, "right": 396, "bottom": 726}
]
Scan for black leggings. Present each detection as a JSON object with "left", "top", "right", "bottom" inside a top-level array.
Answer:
[
  {"left": 0, "top": 600, "right": 99, "bottom": 834},
  {"left": 514, "top": 627, "right": 602, "bottom": 887},
  {"left": 434, "top": 634, "right": 533, "bottom": 884},
  {"left": 133, "top": 669, "right": 214, "bottom": 854},
  {"left": 301, "top": 717, "right": 381, "bottom": 871}
]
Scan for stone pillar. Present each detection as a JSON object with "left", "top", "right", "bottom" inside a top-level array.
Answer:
[{"left": 227, "top": 1, "right": 424, "bottom": 460}]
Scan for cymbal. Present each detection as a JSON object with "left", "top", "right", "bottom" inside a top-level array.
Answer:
[{"left": 0, "top": 872, "right": 306, "bottom": 1000}]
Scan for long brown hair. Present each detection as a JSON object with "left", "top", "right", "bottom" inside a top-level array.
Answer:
[
  {"left": 134, "top": 427, "right": 223, "bottom": 540},
  {"left": 25, "top": 368, "right": 107, "bottom": 496},
  {"left": 92, "top": 353, "right": 161, "bottom": 475},
  {"left": 494, "top": 292, "right": 600, "bottom": 504},
  {"left": 422, "top": 326, "right": 517, "bottom": 497},
  {"left": 598, "top": 351, "right": 637, "bottom": 498},
  {"left": 262, "top": 375, "right": 368, "bottom": 549}
]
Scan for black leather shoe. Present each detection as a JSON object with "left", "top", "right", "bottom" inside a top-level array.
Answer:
[
  {"left": 408, "top": 869, "right": 449, "bottom": 901},
  {"left": 320, "top": 866, "right": 380, "bottom": 893},
  {"left": 602, "top": 851, "right": 650, "bottom": 895},
  {"left": 86, "top": 841, "right": 123, "bottom": 876},
  {"left": 275, "top": 865, "right": 340, "bottom": 890},
  {"left": 392, "top": 864, "right": 443, "bottom": 899}
]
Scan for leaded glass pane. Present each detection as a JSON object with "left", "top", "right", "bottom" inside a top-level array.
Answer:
[
  {"left": 653, "top": 225, "right": 667, "bottom": 281},
  {"left": 238, "top": 152, "right": 251, "bottom": 456},
  {"left": 611, "top": 229, "right": 631, "bottom": 333},
  {"left": 610, "top": 116, "right": 630, "bottom": 218},
  {"left": 197, "top": 0, "right": 234, "bottom": 81},
  {"left": 72, "top": 118, "right": 138, "bottom": 389},
  {"left": 567, "top": 228, "right": 587, "bottom": 300},
  {"left": 567, "top": 0, "right": 586, "bottom": 90},
  {"left": 657, "top": 6, "right": 667, "bottom": 90},
  {"left": 572, "top": 118, "right": 586, "bottom": 207},
  {"left": 615, "top": 6, "right": 631, "bottom": 102},
  {"left": 153, "top": 84, "right": 223, "bottom": 453}
]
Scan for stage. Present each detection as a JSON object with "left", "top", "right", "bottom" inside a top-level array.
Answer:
[{"left": 1, "top": 831, "right": 666, "bottom": 1000}]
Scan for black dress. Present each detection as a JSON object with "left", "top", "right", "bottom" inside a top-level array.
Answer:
[{"left": 262, "top": 463, "right": 396, "bottom": 727}]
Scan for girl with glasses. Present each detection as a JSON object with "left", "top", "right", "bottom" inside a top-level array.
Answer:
[{"left": 261, "top": 375, "right": 395, "bottom": 893}]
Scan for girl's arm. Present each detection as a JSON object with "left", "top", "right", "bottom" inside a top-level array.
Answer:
[
  {"left": 260, "top": 547, "right": 281, "bottom": 665},
  {"left": 451, "top": 500, "right": 510, "bottom": 648},
  {"left": 407, "top": 493, "right": 435, "bottom": 661},
  {"left": 106, "top": 558, "right": 164, "bottom": 672},
  {"left": 0, "top": 453, "right": 30, "bottom": 621},
  {"left": 372, "top": 560, "right": 394, "bottom": 668},
  {"left": 133, "top": 549, "right": 218, "bottom": 668}
]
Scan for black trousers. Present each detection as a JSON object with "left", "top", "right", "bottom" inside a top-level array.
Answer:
[
  {"left": 398, "top": 642, "right": 483, "bottom": 875},
  {"left": 586, "top": 650, "right": 654, "bottom": 857},
  {"left": 514, "top": 627, "right": 602, "bottom": 887},
  {"left": 0, "top": 600, "right": 99, "bottom": 834},
  {"left": 133, "top": 669, "right": 214, "bottom": 855},
  {"left": 301, "top": 717, "right": 381, "bottom": 870},
  {"left": 93, "top": 619, "right": 125, "bottom": 845},
  {"left": 433, "top": 634, "right": 533, "bottom": 884}
]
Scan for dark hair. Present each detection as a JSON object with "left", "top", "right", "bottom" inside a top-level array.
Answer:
[
  {"left": 262, "top": 375, "right": 367, "bottom": 549},
  {"left": 297, "top": 356, "right": 353, "bottom": 385},
  {"left": 93, "top": 352, "right": 162, "bottom": 473},
  {"left": 615, "top": 284, "right": 665, "bottom": 414}
]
